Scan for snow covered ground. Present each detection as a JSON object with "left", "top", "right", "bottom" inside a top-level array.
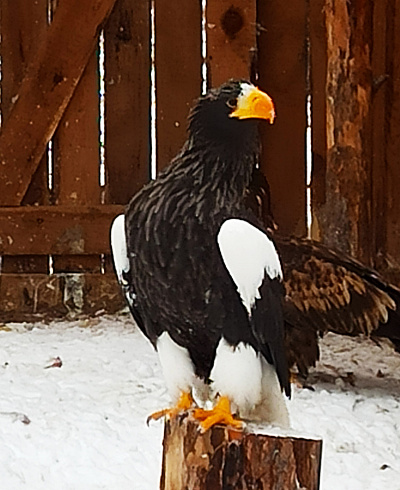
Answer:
[{"left": 0, "top": 313, "right": 399, "bottom": 489}]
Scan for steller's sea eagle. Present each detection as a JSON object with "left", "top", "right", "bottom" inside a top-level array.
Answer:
[{"left": 111, "top": 80, "right": 291, "bottom": 430}]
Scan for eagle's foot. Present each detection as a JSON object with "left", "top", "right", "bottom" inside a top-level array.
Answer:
[
  {"left": 147, "top": 391, "right": 194, "bottom": 424},
  {"left": 193, "top": 396, "right": 244, "bottom": 432}
]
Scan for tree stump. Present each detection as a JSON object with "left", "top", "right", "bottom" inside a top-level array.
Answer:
[{"left": 160, "top": 415, "right": 322, "bottom": 490}]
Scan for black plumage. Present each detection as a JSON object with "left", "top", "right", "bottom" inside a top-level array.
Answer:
[{"left": 112, "top": 80, "right": 291, "bottom": 428}]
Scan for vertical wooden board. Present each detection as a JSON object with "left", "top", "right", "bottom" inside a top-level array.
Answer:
[
  {"left": 53, "top": 53, "right": 101, "bottom": 206},
  {"left": 155, "top": 0, "right": 202, "bottom": 171},
  {"left": 206, "top": 0, "right": 257, "bottom": 87},
  {"left": 52, "top": 50, "right": 101, "bottom": 274},
  {"left": 0, "top": 0, "right": 48, "bottom": 118},
  {"left": 257, "top": 1, "right": 307, "bottom": 237},
  {"left": 0, "top": 0, "right": 50, "bottom": 207},
  {"left": 0, "top": 0, "right": 50, "bottom": 273},
  {"left": 318, "top": 0, "right": 373, "bottom": 264},
  {"left": 104, "top": 0, "right": 151, "bottom": 204},
  {"left": 309, "top": 0, "right": 327, "bottom": 239},
  {"left": 385, "top": 0, "right": 400, "bottom": 276},
  {"left": 371, "top": 0, "right": 390, "bottom": 267}
]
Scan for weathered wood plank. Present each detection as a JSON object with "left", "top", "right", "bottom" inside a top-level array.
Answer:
[
  {"left": 0, "top": 205, "right": 124, "bottom": 255},
  {"left": 257, "top": 1, "right": 307, "bottom": 237},
  {"left": 0, "top": 0, "right": 118, "bottom": 206},
  {"left": 161, "top": 416, "right": 322, "bottom": 490},
  {"left": 206, "top": 0, "right": 257, "bottom": 87},
  {"left": 105, "top": 0, "right": 151, "bottom": 203},
  {"left": 371, "top": 0, "right": 390, "bottom": 268},
  {"left": 382, "top": 0, "right": 400, "bottom": 281},
  {"left": 155, "top": 0, "right": 202, "bottom": 171},
  {"left": 0, "top": 0, "right": 48, "bottom": 118},
  {"left": 1, "top": 256, "right": 49, "bottom": 274},
  {"left": 52, "top": 255, "right": 103, "bottom": 273},
  {"left": 51, "top": 0, "right": 101, "bottom": 273},
  {"left": 309, "top": 0, "right": 327, "bottom": 240},
  {"left": 0, "top": 273, "right": 125, "bottom": 322},
  {"left": 53, "top": 53, "right": 101, "bottom": 206},
  {"left": 317, "top": 0, "right": 373, "bottom": 264},
  {"left": 0, "top": 0, "right": 50, "bottom": 206},
  {"left": 51, "top": 48, "right": 102, "bottom": 273},
  {"left": 0, "top": 0, "right": 50, "bottom": 274}
]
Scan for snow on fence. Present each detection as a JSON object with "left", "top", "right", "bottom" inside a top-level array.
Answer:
[{"left": 0, "top": 0, "right": 399, "bottom": 321}]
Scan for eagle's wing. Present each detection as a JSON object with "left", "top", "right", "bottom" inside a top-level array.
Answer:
[
  {"left": 277, "top": 235, "right": 400, "bottom": 376},
  {"left": 246, "top": 167, "right": 400, "bottom": 377},
  {"left": 110, "top": 214, "right": 147, "bottom": 337},
  {"left": 217, "top": 218, "right": 290, "bottom": 396},
  {"left": 278, "top": 236, "right": 400, "bottom": 338}
]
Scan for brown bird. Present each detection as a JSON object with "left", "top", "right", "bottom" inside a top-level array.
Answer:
[{"left": 247, "top": 167, "right": 400, "bottom": 379}]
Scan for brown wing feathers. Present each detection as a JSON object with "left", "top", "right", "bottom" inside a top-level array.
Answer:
[
  {"left": 247, "top": 167, "right": 400, "bottom": 376},
  {"left": 280, "top": 242, "right": 397, "bottom": 337}
]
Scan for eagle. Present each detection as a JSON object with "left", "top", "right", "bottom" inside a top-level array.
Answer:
[
  {"left": 247, "top": 167, "right": 400, "bottom": 379},
  {"left": 111, "top": 80, "right": 291, "bottom": 430},
  {"left": 112, "top": 79, "right": 400, "bottom": 429}
]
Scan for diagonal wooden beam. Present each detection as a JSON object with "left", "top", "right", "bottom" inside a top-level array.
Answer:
[{"left": 0, "top": 0, "right": 118, "bottom": 206}]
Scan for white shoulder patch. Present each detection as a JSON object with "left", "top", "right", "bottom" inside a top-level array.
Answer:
[
  {"left": 217, "top": 218, "right": 282, "bottom": 314},
  {"left": 110, "top": 214, "right": 130, "bottom": 284}
]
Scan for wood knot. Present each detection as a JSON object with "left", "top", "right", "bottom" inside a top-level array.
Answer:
[
  {"left": 220, "top": 6, "right": 244, "bottom": 39},
  {"left": 53, "top": 72, "right": 64, "bottom": 86}
]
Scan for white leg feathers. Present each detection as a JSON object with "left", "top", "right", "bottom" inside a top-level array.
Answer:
[
  {"left": 210, "top": 338, "right": 290, "bottom": 428},
  {"left": 156, "top": 332, "right": 195, "bottom": 403},
  {"left": 210, "top": 338, "right": 263, "bottom": 413},
  {"left": 248, "top": 358, "right": 290, "bottom": 428}
]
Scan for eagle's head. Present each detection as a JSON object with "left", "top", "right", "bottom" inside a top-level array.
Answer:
[{"left": 188, "top": 80, "right": 275, "bottom": 146}]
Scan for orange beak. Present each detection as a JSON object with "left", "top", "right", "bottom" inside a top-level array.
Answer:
[{"left": 230, "top": 85, "right": 275, "bottom": 124}]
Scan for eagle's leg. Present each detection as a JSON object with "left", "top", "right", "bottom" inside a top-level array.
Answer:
[
  {"left": 147, "top": 391, "right": 194, "bottom": 424},
  {"left": 193, "top": 395, "right": 244, "bottom": 432}
]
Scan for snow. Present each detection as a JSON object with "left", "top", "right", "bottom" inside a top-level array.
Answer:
[{"left": 1, "top": 314, "right": 399, "bottom": 489}]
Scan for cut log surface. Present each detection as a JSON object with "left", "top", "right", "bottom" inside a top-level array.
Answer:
[{"left": 161, "top": 415, "right": 322, "bottom": 490}]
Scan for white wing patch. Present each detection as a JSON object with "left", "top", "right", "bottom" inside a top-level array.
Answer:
[
  {"left": 217, "top": 218, "right": 282, "bottom": 314},
  {"left": 110, "top": 214, "right": 130, "bottom": 284}
]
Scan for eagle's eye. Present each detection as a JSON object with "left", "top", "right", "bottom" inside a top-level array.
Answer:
[{"left": 226, "top": 98, "right": 237, "bottom": 109}]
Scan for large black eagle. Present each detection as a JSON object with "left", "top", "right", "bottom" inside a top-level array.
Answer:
[
  {"left": 111, "top": 79, "right": 400, "bottom": 429},
  {"left": 112, "top": 80, "right": 291, "bottom": 430}
]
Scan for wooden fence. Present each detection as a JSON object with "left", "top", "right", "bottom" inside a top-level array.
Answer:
[{"left": 0, "top": 0, "right": 399, "bottom": 321}]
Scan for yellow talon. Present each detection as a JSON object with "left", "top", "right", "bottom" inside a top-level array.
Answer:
[
  {"left": 147, "top": 391, "right": 194, "bottom": 424},
  {"left": 193, "top": 396, "right": 244, "bottom": 432}
]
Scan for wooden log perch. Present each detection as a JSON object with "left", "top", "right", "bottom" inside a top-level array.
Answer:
[{"left": 161, "top": 415, "right": 322, "bottom": 490}]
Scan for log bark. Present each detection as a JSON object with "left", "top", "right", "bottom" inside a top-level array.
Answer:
[
  {"left": 161, "top": 415, "right": 322, "bottom": 490},
  {"left": 316, "top": 0, "right": 373, "bottom": 264}
]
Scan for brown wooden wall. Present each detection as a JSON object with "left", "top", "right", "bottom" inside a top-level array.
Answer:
[{"left": 0, "top": 0, "right": 399, "bottom": 321}]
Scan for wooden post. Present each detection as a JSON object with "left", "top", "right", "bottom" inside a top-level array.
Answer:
[
  {"left": 161, "top": 416, "right": 322, "bottom": 490},
  {"left": 155, "top": 0, "right": 202, "bottom": 173},
  {"left": 105, "top": 0, "right": 152, "bottom": 203},
  {"left": 257, "top": 0, "right": 307, "bottom": 237},
  {"left": 316, "top": 0, "right": 373, "bottom": 264}
]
